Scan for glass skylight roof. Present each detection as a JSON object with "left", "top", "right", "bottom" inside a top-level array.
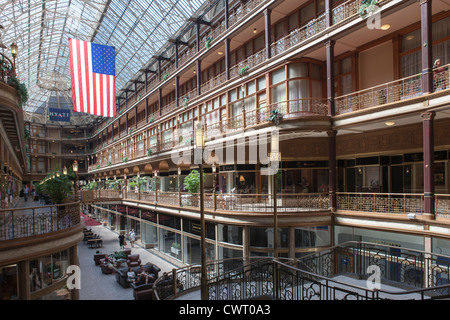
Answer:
[{"left": 0, "top": 0, "right": 206, "bottom": 122}]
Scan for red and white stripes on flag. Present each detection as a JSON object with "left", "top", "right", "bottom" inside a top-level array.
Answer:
[{"left": 68, "top": 38, "right": 116, "bottom": 118}]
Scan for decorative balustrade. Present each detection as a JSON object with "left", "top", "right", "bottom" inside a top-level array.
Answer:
[
  {"left": 271, "top": 13, "right": 327, "bottom": 58},
  {"left": 335, "top": 74, "right": 422, "bottom": 115},
  {"left": 0, "top": 202, "right": 80, "bottom": 241},
  {"left": 332, "top": 0, "right": 363, "bottom": 24},
  {"left": 433, "top": 64, "right": 450, "bottom": 92},
  {"left": 436, "top": 194, "right": 450, "bottom": 219},
  {"left": 337, "top": 192, "right": 424, "bottom": 215},
  {"left": 205, "top": 98, "right": 328, "bottom": 139},
  {"left": 208, "top": 241, "right": 450, "bottom": 300},
  {"left": 200, "top": 71, "right": 227, "bottom": 94},
  {"left": 229, "top": 48, "right": 266, "bottom": 79},
  {"left": 152, "top": 241, "right": 450, "bottom": 300},
  {"left": 0, "top": 53, "right": 16, "bottom": 83}
]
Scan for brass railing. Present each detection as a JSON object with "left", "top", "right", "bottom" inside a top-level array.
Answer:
[
  {"left": 335, "top": 73, "right": 423, "bottom": 115},
  {"left": 0, "top": 202, "right": 80, "bottom": 241},
  {"left": 154, "top": 241, "right": 450, "bottom": 300},
  {"left": 337, "top": 192, "right": 424, "bottom": 215}
]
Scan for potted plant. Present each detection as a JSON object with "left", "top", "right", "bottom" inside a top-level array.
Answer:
[
  {"left": 239, "top": 65, "right": 250, "bottom": 76},
  {"left": 182, "top": 96, "right": 189, "bottom": 108},
  {"left": 183, "top": 170, "right": 205, "bottom": 194},
  {"left": 205, "top": 36, "right": 213, "bottom": 50},
  {"left": 171, "top": 242, "right": 181, "bottom": 256},
  {"left": 122, "top": 157, "right": 128, "bottom": 163},
  {"left": 147, "top": 148, "right": 152, "bottom": 157},
  {"left": 36, "top": 169, "right": 75, "bottom": 204},
  {"left": 268, "top": 109, "right": 283, "bottom": 126}
]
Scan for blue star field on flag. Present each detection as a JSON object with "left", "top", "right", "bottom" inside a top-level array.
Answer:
[{"left": 91, "top": 43, "right": 116, "bottom": 76}]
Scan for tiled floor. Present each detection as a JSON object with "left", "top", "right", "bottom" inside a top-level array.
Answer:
[
  {"left": 12, "top": 196, "right": 179, "bottom": 300},
  {"left": 78, "top": 221, "right": 178, "bottom": 300}
]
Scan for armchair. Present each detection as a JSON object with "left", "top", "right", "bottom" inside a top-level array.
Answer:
[
  {"left": 93, "top": 253, "right": 107, "bottom": 266},
  {"left": 127, "top": 254, "right": 141, "bottom": 268}
]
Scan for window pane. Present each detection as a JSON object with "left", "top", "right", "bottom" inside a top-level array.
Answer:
[
  {"left": 271, "top": 68, "right": 286, "bottom": 84},
  {"left": 288, "top": 62, "right": 308, "bottom": 78}
]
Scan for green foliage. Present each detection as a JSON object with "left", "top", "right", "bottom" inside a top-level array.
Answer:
[
  {"left": 268, "top": 109, "right": 283, "bottom": 126},
  {"left": 122, "top": 157, "right": 128, "bottom": 163},
  {"left": 358, "top": 0, "right": 379, "bottom": 18},
  {"left": 182, "top": 96, "right": 189, "bottom": 108},
  {"left": 88, "top": 181, "right": 98, "bottom": 190},
  {"left": 109, "top": 251, "right": 127, "bottom": 260},
  {"left": 205, "top": 36, "right": 212, "bottom": 50},
  {"left": 7, "top": 77, "right": 28, "bottom": 105},
  {"left": 36, "top": 169, "right": 75, "bottom": 204},
  {"left": 239, "top": 66, "right": 250, "bottom": 76},
  {"left": 183, "top": 169, "right": 206, "bottom": 194}
]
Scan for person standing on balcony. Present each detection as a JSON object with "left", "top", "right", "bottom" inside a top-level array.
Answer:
[{"left": 23, "top": 185, "right": 29, "bottom": 202}]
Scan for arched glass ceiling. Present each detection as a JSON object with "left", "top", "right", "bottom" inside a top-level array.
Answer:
[{"left": 0, "top": 0, "right": 206, "bottom": 123}]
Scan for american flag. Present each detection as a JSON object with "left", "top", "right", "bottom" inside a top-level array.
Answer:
[{"left": 68, "top": 38, "right": 116, "bottom": 117}]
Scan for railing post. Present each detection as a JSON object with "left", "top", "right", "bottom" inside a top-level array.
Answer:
[
  {"left": 172, "top": 268, "right": 177, "bottom": 298},
  {"left": 33, "top": 208, "right": 35, "bottom": 236}
]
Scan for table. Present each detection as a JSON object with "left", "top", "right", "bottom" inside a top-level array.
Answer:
[{"left": 87, "top": 238, "right": 103, "bottom": 248}]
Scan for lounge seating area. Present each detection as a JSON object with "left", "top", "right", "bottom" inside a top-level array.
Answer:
[{"left": 92, "top": 248, "right": 162, "bottom": 299}]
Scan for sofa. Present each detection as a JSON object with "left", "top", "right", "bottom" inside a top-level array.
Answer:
[
  {"left": 133, "top": 276, "right": 183, "bottom": 300},
  {"left": 116, "top": 263, "right": 161, "bottom": 288},
  {"left": 127, "top": 254, "right": 141, "bottom": 268}
]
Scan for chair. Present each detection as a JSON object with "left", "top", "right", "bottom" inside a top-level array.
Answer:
[
  {"left": 93, "top": 253, "right": 107, "bottom": 266},
  {"left": 127, "top": 254, "right": 141, "bottom": 268},
  {"left": 100, "top": 261, "right": 113, "bottom": 274}
]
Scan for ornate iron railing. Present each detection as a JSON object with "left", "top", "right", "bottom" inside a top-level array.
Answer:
[
  {"left": 0, "top": 202, "right": 80, "bottom": 241},
  {"left": 335, "top": 73, "right": 423, "bottom": 115},
  {"left": 0, "top": 53, "right": 16, "bottom": 84},
  {"left": 337, "top": 192, "right": 424, "bottom": 215},
  {"left": 206, "top": 241, "right": 450, "bottom": 300}
]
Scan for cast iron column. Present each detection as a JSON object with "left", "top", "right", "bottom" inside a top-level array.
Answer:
[
  {"left": 421, "top": 0, "right": 433, "bottom": 93},
  {"left": 264, "top": 9, "right": 272, "bottom": 60},
  {"left": 422, "top": 111, "right": 435, "bottom": 220}
]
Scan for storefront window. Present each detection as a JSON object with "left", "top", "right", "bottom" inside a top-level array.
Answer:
[
  {"left": 250, "top": 227, "right": 289, "bottom": 248},
  {"left": 217, "top": 224, "right": 242, "bottom": 245},
  {"left": 29, "top": 250, "right": 69, "bottom": 293},
  {"left": 334, "top": 226, "right": 424, "bottom": 251},
  {"left": 141, "top": 222, "right": 157, "bottom": 247},
  {"left": 295, "top": 226, "right": 330, "bottom": 248}
]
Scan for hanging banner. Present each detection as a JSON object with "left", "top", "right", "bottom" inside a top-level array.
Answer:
[{"left": 49, "top": 108, "right": 71, "bottom": 122}]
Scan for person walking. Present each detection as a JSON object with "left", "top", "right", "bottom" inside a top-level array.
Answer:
[
  {"left": 128, "top": 229, "right": 136, "bottom": 248},
  {"left": 31, "top": 184, "right": 36, "bottom": 201},
  {"left": 118, "top": 232, "right": 126, "bottom": 249},
  {"left": 23, "top": 185, "right": 29, "bottom": 202}
]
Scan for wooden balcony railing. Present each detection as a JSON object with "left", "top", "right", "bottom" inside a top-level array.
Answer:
[{"left": 0, "top": 202, "right": 80, "bottom": 241}]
